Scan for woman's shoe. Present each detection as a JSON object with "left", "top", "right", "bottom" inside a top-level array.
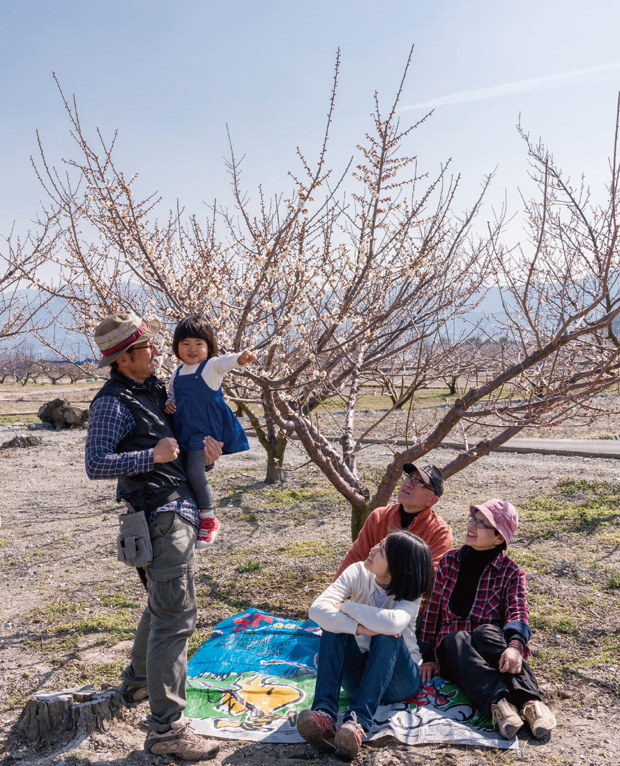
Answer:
[
  {"left": 491, "top": 698, "right": 524, "bottom": 739},
  {"left": 334, "top": 717, "right": 364, "bottom": 760},
  {"left": 296, "top": 709, "right": 336, "bottom": 753},
  {"left": 521, "top": 700, "right": 557, "bottom": 738}
]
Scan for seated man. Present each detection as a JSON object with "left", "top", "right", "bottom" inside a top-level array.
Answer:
[{"left": 334, "top": 464, "right": 452, "bottom": 580}]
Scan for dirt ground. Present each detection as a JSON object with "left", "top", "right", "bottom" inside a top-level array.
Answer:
[{"left": 1, "top": 390, "right": 620, "bottom": 766}]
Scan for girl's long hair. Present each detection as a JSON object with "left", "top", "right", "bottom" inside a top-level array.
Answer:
[{"left": 384, "top": 530, "right": 434, "bottom": 603}]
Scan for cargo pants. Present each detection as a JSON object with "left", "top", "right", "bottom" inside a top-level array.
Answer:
[{"left": 122, "top": 511, "right": 197, "bottom": 732}]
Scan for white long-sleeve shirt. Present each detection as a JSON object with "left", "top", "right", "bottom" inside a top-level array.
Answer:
[
  {"left": 166, "top": 353, "right": 242, "bottom": 405},
  {"left": 309, "top": 562, "right": 422, "bottom": 663}
]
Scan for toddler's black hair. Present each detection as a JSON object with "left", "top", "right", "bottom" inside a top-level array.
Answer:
[
  {"left": 383, "top": 530, "right": 434, "bottom": 603},
  {"left": 172, "top": 315, "right": 218, "bottom": 359}
]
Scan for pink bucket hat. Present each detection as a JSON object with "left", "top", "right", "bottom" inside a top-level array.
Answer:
[{"left": 469, "top": 499, "right": 518, "bottom": 544}]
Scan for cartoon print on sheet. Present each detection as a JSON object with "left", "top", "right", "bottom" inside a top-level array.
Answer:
[{"left": 186, "top": 609, "right": 519, "bottom": 749}]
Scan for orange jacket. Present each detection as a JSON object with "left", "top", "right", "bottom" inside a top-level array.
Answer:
[{"left": 334, "top": 503, "right": 452, "bottom": 581}]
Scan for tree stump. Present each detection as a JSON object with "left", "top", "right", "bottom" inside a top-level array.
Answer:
[{"left": 15, "top": 687, "right": 123, "bottom": 742}]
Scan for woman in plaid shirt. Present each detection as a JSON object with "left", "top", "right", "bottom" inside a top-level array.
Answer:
[{"left": 418, "top": 499, "right": 556, "bottom": 741}]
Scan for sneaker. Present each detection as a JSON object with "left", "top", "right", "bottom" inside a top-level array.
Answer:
[
  {"left": 522, "top": 700, "right": 557, "bottom": 738},
  {"left": 196, "top": 515, "right": 220, "bottom": 549},
  {"left": 119, "top": 680, "right": 149, "bottom": 704},
  {"left": 144, "top": 714, "right": 220, "bottom": 761},
  {"left": 334, "top": 716, "right": 364, "bottom": 760},
  {"left": 296, "top": 709, "right": 336, "bottom": 753},
  {"left": 491, "top": 698, "right": 524, "bottom": 739}
]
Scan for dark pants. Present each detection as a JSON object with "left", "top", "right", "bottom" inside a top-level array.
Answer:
[
  {"left": 186, "top": 449, "right": 214, "bottom": 510},
  {"left": 437, "top": 625, "right": 540, "bottom": 718}
]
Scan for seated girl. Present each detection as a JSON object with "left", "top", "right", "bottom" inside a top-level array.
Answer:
[
  {"left": 419, "top": 499, "right": 556, "bottom": 740},
  {"left": 296, "top": 531, "right": 433, "bottom": 760}
]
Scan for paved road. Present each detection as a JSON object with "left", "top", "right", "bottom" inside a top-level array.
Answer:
[
  {"left": 441, "top": 437, "right": 620, "bottom": 459},
  {"left": 3, "top": 420, "right": 620, "bottom": 459}
]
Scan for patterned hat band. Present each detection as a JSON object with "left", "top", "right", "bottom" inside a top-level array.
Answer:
[
  {"left": 94, "top": 310, "right": 161, "bottom": 368},
  {"left": 100, "top": 321, "right": 147, "bottom": 356}
]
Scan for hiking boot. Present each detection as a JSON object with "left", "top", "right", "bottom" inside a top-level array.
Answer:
[
  {"left": 296, "top": 709, "right": 336, "bottom": 753},
  {"left": 491, "top": 698, "right": 524, "bottom": 739},
  {"left": 522, "top": 700, "right": 557, "bottom": 738},
  {"left": 119, "top": 680, "right": 149, "bottom": 704},
  {"left": 144, "top": 714, "right": 220, "bottom": 761},
  {"left": 196, "top": 515, "right": 220, "bottom": 549},
  {"left": 334, "top": 716, "right": 364, "bottom": 760}
]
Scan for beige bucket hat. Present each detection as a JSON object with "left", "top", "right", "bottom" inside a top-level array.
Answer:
[{"left": 94, "top": 310, "right": 161, "bottom": 368}]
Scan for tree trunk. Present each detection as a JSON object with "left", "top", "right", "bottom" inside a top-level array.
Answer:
[
  {"left": 349, "top": 493, "right": 371, "bottom": 541},
  {"left": 15, "top": 687, "right": 123, "bottom": 742},
  {"left": 233, "top": 400, "right": 290, "bottom": 484},
  {"left": 264, "top": 435, "right": 288, "bottom": 484},
  {"left": 446, "top": 376, "right": 458, "bottom": 395},
  {"left": 393, "top": 389, "right": 415, "bottom": 410}
]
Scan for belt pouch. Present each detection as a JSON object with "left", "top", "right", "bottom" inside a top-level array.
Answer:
[{"left": 117, "top": 509, "right": 153, "bottom": 568}]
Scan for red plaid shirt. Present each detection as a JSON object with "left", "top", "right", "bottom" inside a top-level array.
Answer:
[{"left": 418, "top": 547, "right": 532, "bottom": 660}]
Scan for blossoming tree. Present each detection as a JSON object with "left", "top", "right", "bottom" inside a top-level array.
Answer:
[{"left": 12, "top": 57, "right": 620, "bottom": 537}]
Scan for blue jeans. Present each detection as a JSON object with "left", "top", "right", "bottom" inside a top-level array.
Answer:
[{"left": 311, "top": 630, "right": 422, "bottom": 731}]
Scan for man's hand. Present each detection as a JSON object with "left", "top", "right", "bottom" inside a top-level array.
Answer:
[
  {"left": 420, "top": 661, "right": 437, "bottom": 683},
  {"left": 153, "top": 437, "right": 180, "bottom": 463},
  {"left": 203, "top": 436, "right": 223, "bottom": 465},
  {"left": 356, "top": 624, "right": 379, "bottom": 637},
  {"left": 164, "top": 402, "right": 176, "bottom": 413},
  {"left": 237, "top": 349, "right": 257, "bottom": 366},
  {"left": 499, "top": 646, "right": 522, "bottom": 675}
]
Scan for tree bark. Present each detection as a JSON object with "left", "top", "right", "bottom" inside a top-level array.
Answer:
[
  {"left": 349, "top": 489, "right": 371, "bottom": 541},
  {"left": 236, "top": 400, "right": 290, "bottom": 484},
  {"left": 15, "top": 687, "right": 123, "bottom": 742},
  {"left": 264, "top": 434, "right": 288, "bottom": 484}
]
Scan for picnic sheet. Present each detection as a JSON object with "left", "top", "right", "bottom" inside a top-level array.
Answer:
[{"left": 186, "top": 609, "right": 518, "bottom": 749}]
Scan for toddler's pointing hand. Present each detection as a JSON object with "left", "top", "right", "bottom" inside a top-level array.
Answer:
[{"left": 237, "top": 349, "right": 257, "bottom": 366}]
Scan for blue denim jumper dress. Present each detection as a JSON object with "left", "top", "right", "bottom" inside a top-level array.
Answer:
[{"left": 173, "top": 359, "right": 249, "bottom": 455}]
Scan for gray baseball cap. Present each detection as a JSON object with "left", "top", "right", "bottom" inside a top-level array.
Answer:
[{"left": 403, "top": 463, "right": 445, "bottom": 497}]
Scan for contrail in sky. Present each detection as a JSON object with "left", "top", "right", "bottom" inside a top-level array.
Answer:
[{"left": 402, "top": 62, "right": 620, "bottom": 111}]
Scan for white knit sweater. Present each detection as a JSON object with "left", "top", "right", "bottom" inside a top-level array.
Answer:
[{"left": 309, "top": 562, "right": 422, "bottom": 664}]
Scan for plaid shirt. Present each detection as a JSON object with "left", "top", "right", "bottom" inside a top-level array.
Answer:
[
  {"left": 418, "top": 547, "right": 532, "bottom": 660},
  {"left": 85, "top": 385, "right": 199, "bottom": 527}
]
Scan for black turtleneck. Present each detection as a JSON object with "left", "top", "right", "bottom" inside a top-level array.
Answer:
[
  {"left": 450, "top": 545, "right": 503, "bottom": 617},
  {"left": 399, "top": 504, "right": 419, "bottom": 528}
]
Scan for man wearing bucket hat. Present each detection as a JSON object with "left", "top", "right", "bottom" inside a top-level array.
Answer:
[
  {"left": 85, "top": 310, "right": 222, "bottom": 761},
  {"left": 418, "top": 499, "right": 557, "bottom": 741},
  {"left": 333, "top": 462, "right": 452, "bottom": 582}
]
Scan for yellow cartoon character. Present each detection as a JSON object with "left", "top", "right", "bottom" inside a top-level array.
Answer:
[{"left": 218, "top": 674, "right": 304, "bottom": 717}]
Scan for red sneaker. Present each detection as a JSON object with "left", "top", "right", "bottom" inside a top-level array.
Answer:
[
  {"left": 196, "top": 516, "right": 220, "bottom": 549},
  {"left": 334, "top": 718, "right": 364, "bottom": 760},
  {"left": 296, "top": 709, "right": 336, "bottom": 753}
]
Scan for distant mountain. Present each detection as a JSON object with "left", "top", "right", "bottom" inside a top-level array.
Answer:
[
  {"left": 2, "top": 286, "right": 619, "bottom": 360},
  {"left": 1, "top": 290, "right": 93, "bottom": 360}
]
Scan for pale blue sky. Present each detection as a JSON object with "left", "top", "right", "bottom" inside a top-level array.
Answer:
[{"left": 2, "top": 1, "right": 620, "bottom": 237}]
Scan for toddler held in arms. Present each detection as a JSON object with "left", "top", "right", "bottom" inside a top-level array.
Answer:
[{"left": 165, "top": 315, "right": 255, "bottom": 549}]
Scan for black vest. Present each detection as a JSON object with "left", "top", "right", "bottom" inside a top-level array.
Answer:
[{"left": 92, "top": 370, "right": 192, "bottom": 512}]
